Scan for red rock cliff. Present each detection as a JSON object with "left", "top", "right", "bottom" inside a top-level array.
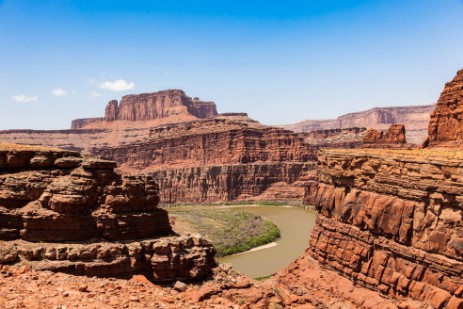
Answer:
[
  {"left": 363, "top": 124, "right": 408, "bottom": 147},
  {"left": 0, "top": 143, "right": 216, "bottom": 281},
  {"left": 71, "top": 89, "right": 218, "bottom": 129},
  {"left": 428, "top": 69, "right": 463, "bottom": 147},
  {"left": 282, "top": 104, "right": 434, "bottom": 144},
  {"left": 307, "top": 149, "right": 463, "bottom": 308},
  {"left": 93, "top": 115, "right": 316, "bottom": 203}
]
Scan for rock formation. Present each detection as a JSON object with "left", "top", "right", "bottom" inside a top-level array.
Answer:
[
  {"left": 304, "top": 127, "right": 366, "bottom": 148},
  {"left": 363, "top": 124, "right": 408, "bottom": 147},
  {"left": 428, "top": 69, "right": 463, "bottom": 147},
  {"left": 71, "top": 90, "right": 218, "bottom": 129},
  {"left": 306, "top": 149, "right": 463, "bottom": 308},
  {"left": 0, "top": 143, "right": 216, "bottom": 281},
  {"left": 282, "top": 104, "right": 434, "bottom": 144},
  {"left": 0, "top": 88, "right": 433, "bottom": 204},
  {"left": 94, "top": 115, "right": 317, "bottom": 203}
]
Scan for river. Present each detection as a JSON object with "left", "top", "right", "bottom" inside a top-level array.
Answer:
[{"left": 217, "top": 205, "right": 317, "bottom": 278}]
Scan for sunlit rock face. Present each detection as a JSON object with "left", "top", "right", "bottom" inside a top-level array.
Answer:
[
  {"left": 0, "top": 143, "right": 216, "bottom": 282},
  {"left": 308, "top": 148, "right": 463, "bottom": 308},
  {"left": 71, "top": 89, "right": 218, "bottom": 129},
  {"left": 428, "top": 69, "right": 463, "bottom": 147}
]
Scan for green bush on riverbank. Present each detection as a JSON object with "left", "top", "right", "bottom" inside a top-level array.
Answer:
[{"left": 167, "top": 208, "right": 280, "bottom": 257}]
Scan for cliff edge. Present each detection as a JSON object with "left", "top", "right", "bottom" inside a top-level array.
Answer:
[{"left": 71, "top": 89, "right": 218, "bottom": 129}]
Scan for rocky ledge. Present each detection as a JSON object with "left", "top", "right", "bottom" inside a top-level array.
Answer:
[
  {"left": 308, "top": 148, "right": 463, "bottom": 308},
  {"left": 0, "top": 143, "right": 216, "bottom": 282}
]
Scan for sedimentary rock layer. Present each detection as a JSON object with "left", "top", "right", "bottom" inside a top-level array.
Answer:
[
  {"left": 0, "top": 143, "right": 216, "bottom": 281},
  {"left": 95, "top": 118, "right": 315, "bottom": 173},
  {"left": 71, "top": 90, "right": 218, "bottom": 129},
  {"left": 308, "top": 149, "right": 463, "bottom": 308},
  {"left": 152, "top": 162, "right": 314, "bottom": 203},
  {"left": 428, "top": 69, "right": 463, "bottom": 147},
  {"left": 0, "top": 114, "right": 317, "bottom": 203},
  {"left": 363, "top": 124, "right": 408, "bottom": 148},
  {"left": 282, "top": 104, "right": 434, "bottom": 144},
  {"left": 1, "top": 236, "right": 215, "bottom": 282},
  {"left": 0, "top": 144, "right": 171, "bottom": 242}
]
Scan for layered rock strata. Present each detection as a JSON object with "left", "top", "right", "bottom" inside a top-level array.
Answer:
[
  {"left": 363, "top": 124, "right": 409, "bottom": 148},
  {"left": 282, "top": 104, "right": 434, "bottom": 144},
  {"left": 0, "top": 143, "right": 216, "bottom": 281},
  {"left": 153, "top": 162, "right": 315, "bottom": 203},
  {"left": 0, "top": 114, "right": 317, "bottom": 203},
  {"left": 428, "top": 69, "right": 463, "bottom": 147},
  {"left": 93, "top": 115, "right": 316, "bottom": 203},
  {"left": 95, "top": 117, "right": 314, "bottom": 172},
  {"left": 308, "top": 148, "right": 463, "bottom": 308},
  {"left": 71, "top": 90, "right": 218, "bottom": 129}
]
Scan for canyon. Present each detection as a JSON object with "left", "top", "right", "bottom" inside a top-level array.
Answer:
[
  {"left": 288, "top": 69, "right": 463, "bottom": 308},
  {"left": 1, "top": 70, "right": 462, "bottom": 308},
  {"left": 0, "top": 91, "right": 342, "bottom": 204},
  {"left": 282, "top": 104, "right": 434, "bottom": 144},
  {"left": 0, "top": 88, "right": 437, "bottom": 205}
]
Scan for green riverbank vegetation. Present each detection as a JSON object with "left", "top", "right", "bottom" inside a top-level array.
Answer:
[{"left": 166, "top": 207, "right": 281, "bottom": 257}]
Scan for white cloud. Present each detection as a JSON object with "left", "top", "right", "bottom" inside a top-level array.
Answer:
[
  {"left": 100, "top": 79, "right": 135, "bottom": 92},
  {"left": 52, "top": 88, "right": 67, "bottom": 97},
  {"left": 11, "top": 94, "right": 38, "bottom": 103},
  {"left": 88, "top": 91, "right": 101, "bottom": 98}
]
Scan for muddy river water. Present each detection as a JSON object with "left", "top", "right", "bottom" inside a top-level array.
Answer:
[{"left": 217, "top": 206, "right": 317, "bottom": 278}]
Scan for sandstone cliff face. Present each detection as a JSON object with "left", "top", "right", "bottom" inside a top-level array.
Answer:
[
  {"left": 91, "top": 116, "right": 316, "bottom": 203},
  {"left": 0, "top": 143, "right": 216, "bottom": 281},
  {"left": 428, "top": 69, "right": 463, "bottom": 147},
  {"left": 0, "top": 114, "right": 317, "bottom": 203},
  {"left": 363, "top": 124, "right": 408, "bottom": 147},
  {"left": 308, "top": 149, "right": 463, "bottom": 308},
  {"left": 153, "top": 162, "right": 314, "bottom": 203},
  {"left": 95, "top": 119, "right": 314, "bottom": 172},
  {"left": 281, "top": 104, "right": 434, "bottom": 144},
  {"left": 71, "top": 90, "right": 218, "bottom": 129}
]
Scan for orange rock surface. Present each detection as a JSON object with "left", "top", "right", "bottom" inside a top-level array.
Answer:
[
  {"left": 0, "top": 143, "right": 216, "bottom": 282},
  {"left": 428, "top": 69, "right": 463, "bottom": 147},
  {"left": 307, "top": 148, "right": 463, "bottom": 308}
]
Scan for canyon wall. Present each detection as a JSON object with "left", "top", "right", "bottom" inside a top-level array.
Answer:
[
  {"left": 0, "top": 114, "right": 368, "bottom": 203},
  {"left": 0, "top": 143, "right": 216, "bottom": 281},
  {"left": 71, "top": 89, "right": 218, "bottom": 129},
  {"left": 93, "top": 115, "right": 317, "bottom": 203},
  {"left": 94, "top": 118, "right": 314, "bottom": 172},
  {"left": 282, "top": 104, "right": 434, "bottom": 144},
  {"left": 428, "top": 69, "right": 463, "bottom": 147},
  {"left": 153, "top": 162, "right": 314, "bottom": 203},
  {"left": 0, "top": 89, "right": 372, "bottom": 204},
  {"left": 363, "top": 124, "right": 409, "bottom": 148},
  {"left": 308, "top": 149, "right": 463, "bottom": 308}
]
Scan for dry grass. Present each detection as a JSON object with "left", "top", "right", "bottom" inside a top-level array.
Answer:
[
  {"left": 0, "top": 142, "right": 68, "bottom": 152},
  {"left": 323, "top": 147, "right": 463, "bottom": 160}
]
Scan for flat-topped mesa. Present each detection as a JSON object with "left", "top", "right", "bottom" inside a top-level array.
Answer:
[
  {"left": 0, "top": 143, "right": 216, "bottom": 281},
  {"left": 363, "top": 124, "right": 408, "bottom": 148},
  {"left": 71, "top": 89, "right": 218, "bottom": 129},
  {"left": 428, "top": 69, "right": 463, "bottom": 147}
]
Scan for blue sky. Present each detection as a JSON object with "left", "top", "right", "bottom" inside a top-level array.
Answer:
[{"left": 1, "top": 0, "right": 463, "bottom": 129}]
